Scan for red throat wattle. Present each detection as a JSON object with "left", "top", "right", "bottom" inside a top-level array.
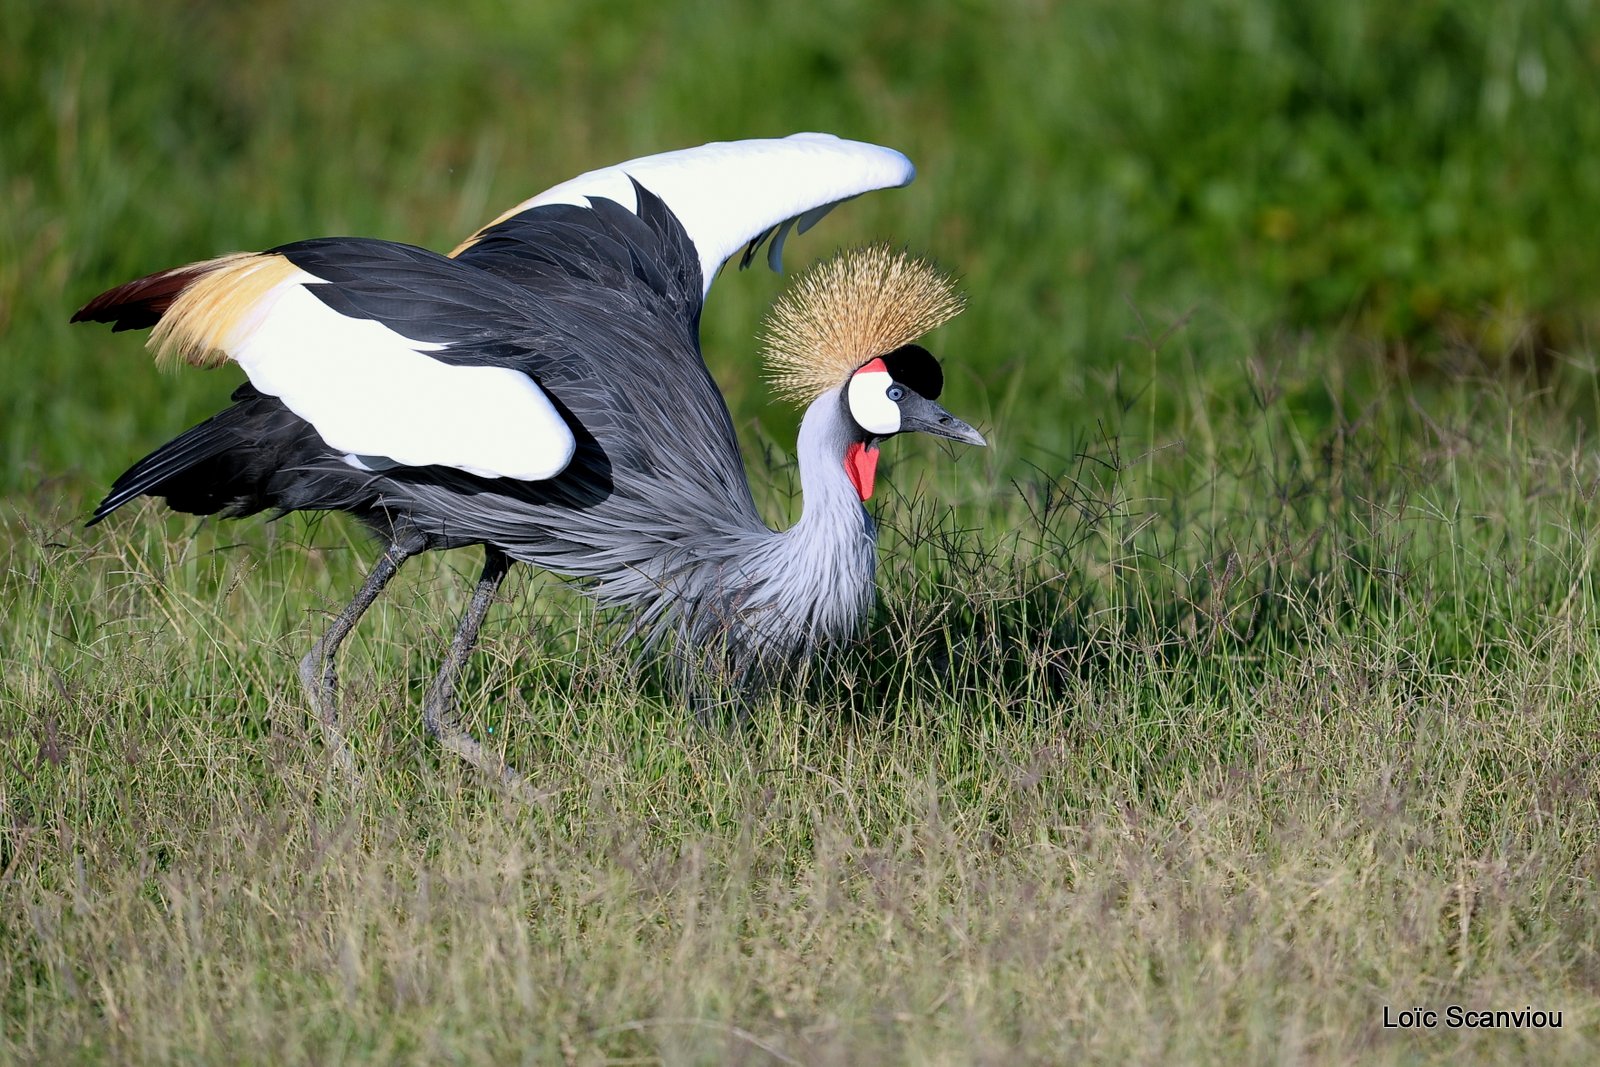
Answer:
[{"left": 844, "top": 441, "right": 879, "bottom": 501}]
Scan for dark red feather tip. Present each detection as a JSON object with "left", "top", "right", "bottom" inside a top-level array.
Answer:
[{"left": 71, "top": 264, "right": 209, "bottom": 331}]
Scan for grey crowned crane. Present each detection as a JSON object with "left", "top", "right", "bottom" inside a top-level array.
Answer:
[{"left": 74, "top": 133, "right": 986, "bottom": 785}]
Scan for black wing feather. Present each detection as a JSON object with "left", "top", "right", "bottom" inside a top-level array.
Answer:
[
  {"left": 274, "top": 238, "right": 558, "bottom": 354},
  {"left": 456, "top": 181, "right": 703, "bottom": 334}
]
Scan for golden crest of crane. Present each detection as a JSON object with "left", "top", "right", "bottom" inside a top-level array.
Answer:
[{"left": 763, "top": 245, "right": 964, "bottom": 405}]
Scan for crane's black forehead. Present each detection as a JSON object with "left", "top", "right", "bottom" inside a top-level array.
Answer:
[{"left": 879, "top": 343, "right": 943, "bottom": 400}]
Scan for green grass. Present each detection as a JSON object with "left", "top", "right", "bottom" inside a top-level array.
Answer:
[{"left": 7, "top": 0, "right": 1600, "bottom": 1062}]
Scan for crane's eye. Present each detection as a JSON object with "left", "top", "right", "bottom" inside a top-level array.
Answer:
[{"left": 886, "top": 385, "right": 906, "bottom": 402}]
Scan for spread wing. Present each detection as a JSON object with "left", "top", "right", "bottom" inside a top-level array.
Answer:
[
  {"left": 72, "top": 133, "right": 917, "bottom": 486},
  {"left": 452, "top": 132, "right": 915, "bottom": 299},
  {"left": 73, "top": 241, "right": 577, "bottom": 481}
]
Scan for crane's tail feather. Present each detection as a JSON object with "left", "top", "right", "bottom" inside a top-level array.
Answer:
[
  {"left": 90, "top": 409, "right": 244, "bottom": 525},
  {"left": 92, "top": 427, "right": 219, "bottom": 524},
  {"left": 89, "top": 387, "right": 320, "bottom": 526}
]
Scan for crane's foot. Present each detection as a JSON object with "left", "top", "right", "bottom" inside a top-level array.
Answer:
[
  {"left": 422, "top": 687, "right": 529, "bottom": 795},
  {"left": 299, "top": 644, "right": 359, "bottom": 782}
]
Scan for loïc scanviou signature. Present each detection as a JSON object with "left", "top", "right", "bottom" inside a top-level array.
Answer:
[{"left": 1383, "top": 1005, "right": 1563, "bottom": 1030}]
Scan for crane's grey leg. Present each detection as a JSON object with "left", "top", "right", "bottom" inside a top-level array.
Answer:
[
  {"left": 422, "top": 546, "right": 524, "bottom": 789},
  {"left": 298, "top": 539, "right": 415, "bottom": 776}
]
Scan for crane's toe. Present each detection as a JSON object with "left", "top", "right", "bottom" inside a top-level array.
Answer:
[
  {"left": 421, "top": 692, "right": 528, "bottom": 794},
  {"left": 299, "top": 645, "right": 359, "bottom": 780}
]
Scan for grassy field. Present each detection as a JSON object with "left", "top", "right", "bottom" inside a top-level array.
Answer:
[{"left": 7, "top": 0, "right": 1600, "bottom": 1062}]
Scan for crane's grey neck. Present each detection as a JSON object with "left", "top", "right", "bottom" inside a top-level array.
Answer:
[
  {"left": 709, "top": 385, "right": 875, "bottom": 668},
  {"left": 790, "top": 387, "right": 870, "bottom": 535}
]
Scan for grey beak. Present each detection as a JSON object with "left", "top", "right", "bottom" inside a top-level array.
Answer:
[{"left": 900, "top": 394, "right": 988, "bottom": 447}]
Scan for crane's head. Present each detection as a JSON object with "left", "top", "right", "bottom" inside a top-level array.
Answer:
[
  {"left": 763, "top": 246, "right": 985, "bottom": 499},
  {"left": 836, "top": 343, "right": 985, "bottom": 499}
]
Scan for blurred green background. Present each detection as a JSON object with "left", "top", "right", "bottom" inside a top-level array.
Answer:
[{"left": 4, "top": 0, "right": 1600, "bottom": 498}]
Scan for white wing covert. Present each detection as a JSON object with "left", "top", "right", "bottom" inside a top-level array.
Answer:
[
  {"left": 453, "top": 132, "right": 916, "bottom": 296},
  {"left": 140, "top": 248, "right": 576, "bottom": 481}
]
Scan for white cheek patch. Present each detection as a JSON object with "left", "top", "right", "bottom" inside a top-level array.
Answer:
[{"left": 847, "top": 369, "right": 901, "bottom": 435}]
